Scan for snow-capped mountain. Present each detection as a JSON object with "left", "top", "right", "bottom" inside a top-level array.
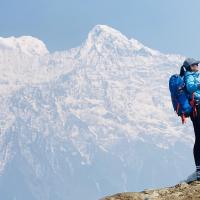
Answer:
[
  {"left": 0, "top": 25, "right": 195, "bottom": 200},
  {"left": 0, "top": 36, "right": 49, "bottom": 56}
]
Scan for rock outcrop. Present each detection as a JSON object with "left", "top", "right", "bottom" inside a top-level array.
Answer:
[{"left": 101, "top": 181, "right": 200, "bottom": 200}]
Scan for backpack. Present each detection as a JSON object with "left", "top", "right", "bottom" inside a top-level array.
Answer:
[{"left": 169, "top": 74, "right": 196, "bottom": 124}]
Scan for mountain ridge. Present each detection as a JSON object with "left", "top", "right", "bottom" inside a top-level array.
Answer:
[{"left": 0, "top": 36, "right": 49, "bottom": 56}]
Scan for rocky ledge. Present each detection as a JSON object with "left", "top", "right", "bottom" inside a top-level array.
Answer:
[{"left": 101, "top": 181, "right": 200, "bottom": 200}]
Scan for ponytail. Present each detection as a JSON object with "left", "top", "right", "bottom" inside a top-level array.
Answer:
[
  {"left": 180, "top": 65, "right": 191, "bottom": 77},
  {"left": 180, "top": 65, "right": 186, "bottom": 77}
]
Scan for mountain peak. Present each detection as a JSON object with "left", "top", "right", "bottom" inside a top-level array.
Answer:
[
  {"left": 0, "top": 36, "right": 49, "bottom": 56},
  {"left": 79, "top": 24, "right": 160, "bottom": 60},
  {"left": 86, "top": 24, "right": 142, "bottom": 50},
  {"left": 89, "top": 24, "right": 128, "bottom": 40}
]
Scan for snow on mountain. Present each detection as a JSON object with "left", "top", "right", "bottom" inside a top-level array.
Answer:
[
  {"left": 0, "top": 36, "right": 49, "bottom": 56},
  {"left": 78, "top": 25, "right": 162, "bottom": 65},
  {"left": 0, "top": 25, "right": 195, "bottom": 200},
  {"left": 0, "top": 36, "right": 80, "bottom": 95}
]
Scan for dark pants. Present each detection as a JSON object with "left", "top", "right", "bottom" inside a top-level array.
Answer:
[{"left": 190, "top": 104, "right": 200, "bottom": 167}]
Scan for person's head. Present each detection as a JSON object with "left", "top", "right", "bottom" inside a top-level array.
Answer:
[
  {"left": 180, "top": 58, "right": 200, "bottom": 76},
  {"left": 183, "top": 58, "right": 200, "bottom": 72},
  {"left": 190, "top": 63, "right": 199, "bottom": 72}
]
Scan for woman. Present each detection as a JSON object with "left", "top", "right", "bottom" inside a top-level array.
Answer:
[{"left": 181, "top": 57, "right": 200, "bottom": 181}]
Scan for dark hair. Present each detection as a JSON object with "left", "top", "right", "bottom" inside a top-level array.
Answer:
[{"left": 180, "top": 65, "right": 191, "bottom": 77}]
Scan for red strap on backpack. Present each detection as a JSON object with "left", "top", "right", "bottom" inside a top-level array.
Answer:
[
  {"left": 181, "top": 114, "right": 186, "bottom": 124},
  {"left": 190, "top": 92, "right": 198, "bottom": 118}
]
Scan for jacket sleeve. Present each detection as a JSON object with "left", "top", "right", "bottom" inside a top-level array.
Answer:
[{"left": 185, "top": 74, "right": 198, "bottom": 93}]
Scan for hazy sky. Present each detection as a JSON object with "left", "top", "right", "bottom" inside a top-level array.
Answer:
[{"left": 1, "top": 0, "right": 200, "bottom": 58}]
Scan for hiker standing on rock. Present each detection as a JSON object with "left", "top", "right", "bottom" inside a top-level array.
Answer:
[{"left": 180, "top": 58, "right": 200, "bottom": 181}]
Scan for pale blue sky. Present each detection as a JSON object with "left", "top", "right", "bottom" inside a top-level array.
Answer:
[{"left": 0, "top": 0, "right": 200, "bottom": 58}]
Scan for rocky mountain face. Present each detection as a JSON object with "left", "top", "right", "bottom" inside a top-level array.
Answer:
[
  {"left": 101, "top": 181, "right": 200, "bottom": 200},
  {"left": 0, "top": 25, "right": 196, "bottom": 200}
]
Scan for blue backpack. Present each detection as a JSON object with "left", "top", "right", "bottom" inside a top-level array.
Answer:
[{"left": 169, "top": 74, "right": 196, "bottom": 124}]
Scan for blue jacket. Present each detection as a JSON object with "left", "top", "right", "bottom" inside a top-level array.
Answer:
[{"left": 185, "top": 71, "right": 200, "bottom": 100}]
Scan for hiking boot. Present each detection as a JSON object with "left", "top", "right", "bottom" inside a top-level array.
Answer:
[{"left": 196, "top": 171, "right": 200, "bottom": 181}]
